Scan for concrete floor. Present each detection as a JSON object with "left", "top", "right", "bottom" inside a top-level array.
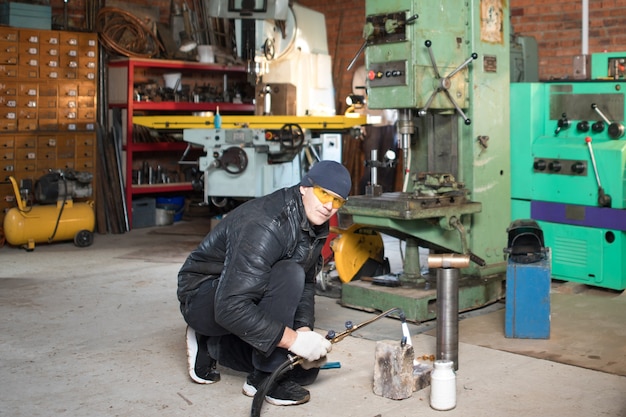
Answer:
[{"left": 1, "top": 220, "right": 625, "bottom": 417}]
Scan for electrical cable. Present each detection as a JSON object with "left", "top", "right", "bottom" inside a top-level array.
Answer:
[{"left": 96, "top": 7, "right": 164, "bottom": 58}]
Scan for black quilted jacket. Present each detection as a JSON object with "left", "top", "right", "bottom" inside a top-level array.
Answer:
[{"left": 177, "top": 185, "right": 328, "bottom": 355}]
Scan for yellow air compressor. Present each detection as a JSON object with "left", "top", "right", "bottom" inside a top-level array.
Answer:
[{"left": 3, "top": 170, "right": 95, "bottom": 251}]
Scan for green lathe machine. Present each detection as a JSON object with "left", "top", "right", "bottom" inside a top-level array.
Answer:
[
  {"left": 336, "top": 0, "right": 511, "bottom": 322},
  {"left": 511, "top": 52, "right": 626, "bottom": 291}
]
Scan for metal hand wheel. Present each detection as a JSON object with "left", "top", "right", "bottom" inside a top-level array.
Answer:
[
  {"left": 220, "top": 147, "right": 248, "bottom": 174},
  {"left": 279, "top": 123, "right": 304, "bottom": 150}
]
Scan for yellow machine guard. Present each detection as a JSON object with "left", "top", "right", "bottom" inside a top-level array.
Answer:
[{"left": 330, "top": 224, "right": 385, "bottom": 283}]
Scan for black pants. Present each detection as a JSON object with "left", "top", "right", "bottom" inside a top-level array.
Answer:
[{"left": 182, "top": 260, "right": 306, "bottom": 374}]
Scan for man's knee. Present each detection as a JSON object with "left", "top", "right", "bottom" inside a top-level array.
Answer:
[{"left": 269, "top": 260, "right": 305, "bottom": 296}]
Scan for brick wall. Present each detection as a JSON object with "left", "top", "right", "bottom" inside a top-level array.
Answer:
[
  {"left": 511, "top": 0, "right": 626, "bottom": 80},
  {"left": 297, "top": 0, "right": 626, "bottom": 113},
  {"left": 54, "top": 0, "right": 626, "bottom": 109}
]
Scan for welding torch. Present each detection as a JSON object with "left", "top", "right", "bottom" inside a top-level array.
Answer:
[{"left": 250, "top": 307, "right": 406, "bottom": 417}]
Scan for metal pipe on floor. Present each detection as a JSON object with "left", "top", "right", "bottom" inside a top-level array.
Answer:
[
  {"left": 436, "top": 267, "right": 459, "bottom": 370},
  {"left": 431, "top": 254, "right": 469, "bottom": 371}
]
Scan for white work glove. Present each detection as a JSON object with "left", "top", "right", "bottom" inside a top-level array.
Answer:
[{"left": 288, "top": 330, "right": 332, "bottom": 362}]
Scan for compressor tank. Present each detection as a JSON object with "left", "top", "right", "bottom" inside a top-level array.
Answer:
[{"left": 3, "top": 199, "right": 95, "bottom": 248}]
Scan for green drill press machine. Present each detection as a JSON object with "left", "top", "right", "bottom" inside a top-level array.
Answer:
[{"left": 336, "top": 0, "right": 511, "bottom": 322}]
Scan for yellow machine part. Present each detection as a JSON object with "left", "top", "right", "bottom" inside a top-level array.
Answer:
[
  {"left": 3, "top": 200, "right": 95, "bottom": 248},
  {"left": 132, "top": 114, "right": 367, "bottom": 130},
  {"left": 330, "top": 223, "right": 385, "bottom": 283}
]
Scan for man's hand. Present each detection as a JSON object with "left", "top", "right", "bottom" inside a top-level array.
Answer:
[
  {"left": 288, "top": 330, "right": 332, "bottom": 361},
  {"left": 300, "top": 356, "right": 328, "bottom": 370}
]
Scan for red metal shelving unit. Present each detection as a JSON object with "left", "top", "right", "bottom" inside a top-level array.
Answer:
[{"left": 107, "top": 58, "right": 254, "bottom": 228}]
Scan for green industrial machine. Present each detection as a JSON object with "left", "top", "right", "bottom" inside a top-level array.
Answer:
[
  {"left": 510, "top": 52, "right": 626, "bottom": 291},
  {"left": 338, "top": 0, "right": 511, "bottom": 321}
]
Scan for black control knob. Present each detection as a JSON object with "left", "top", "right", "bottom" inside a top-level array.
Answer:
[
  {"left": 571, "top": 161, "right": 585, "bottom": 174},
  {"left": 555, "top": 113, "right": 570, "bottom": 134},
  {"left": 592, "top": 120, "right": 605, "bottom": 132},
  {"left": 548, "top": 160, "right": 562, "bottom": 172},
  {"left": 608, "top": 122, "right": 625, "bottom": 139},
  {"left": 533, "top": 159, "right": 547, "bottom": 171},
  {"left": 576, "top": 120, "right": 590, "bottom": 132}
]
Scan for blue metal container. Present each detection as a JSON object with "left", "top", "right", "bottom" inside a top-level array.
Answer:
[{"left": 505, "top": 256, "right": 551, "bottom": 339}]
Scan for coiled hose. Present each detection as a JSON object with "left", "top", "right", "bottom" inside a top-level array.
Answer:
[
  {"left": 250, "top": 307, "right": 406, "bottom": 417},
  {"left": 96, "top": 7, "right": 163, "bottom": 58}
]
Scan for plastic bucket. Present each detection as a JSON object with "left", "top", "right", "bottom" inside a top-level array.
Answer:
[
  {"left": 155, "top": 207, "right": 175, "bottom": 226},
  {"left": 156, "top": 197, "right": 185, "bottom": 222}
]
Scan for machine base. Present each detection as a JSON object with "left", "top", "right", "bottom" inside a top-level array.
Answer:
[{"left": 340, "top": 273, "right": 506, "bottom": 323}]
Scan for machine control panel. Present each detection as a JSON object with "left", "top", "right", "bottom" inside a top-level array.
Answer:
[
  {"left": 363, "top": 11, "right": 411, "bottom": 45},
  {"left": 364, "top": 0, "right": 470, "bottom": 111},
  {"left": 185, "top": 128, "right": 288, "bottom": 154},
  {"left": 217, "top": 129, "right": 261, "bottom": 145},
  {"left": 532, "top": 158, "right": 587, "bottom": 176},
  {"left": 367, "top": 61, "right": 407, "bottom": 88}
]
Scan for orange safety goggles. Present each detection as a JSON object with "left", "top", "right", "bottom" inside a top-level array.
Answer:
[{"left": 312, "top": 185, "right": 346, "bottom": 209}]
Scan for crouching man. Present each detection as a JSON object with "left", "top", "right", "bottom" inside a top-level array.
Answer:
[{"left": 177, "top": 160, "right": 351, "bottom": 406}]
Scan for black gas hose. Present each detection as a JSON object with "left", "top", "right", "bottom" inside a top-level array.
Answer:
[
  {"left": 48, "top": 175, "right": 68, "bottom": 243},
  {"left": 250, "top": 307, "right": 406, "bottom": 417}
]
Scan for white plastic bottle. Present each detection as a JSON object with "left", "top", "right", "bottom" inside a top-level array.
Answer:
[{"left": 430, "top": 360, "right": 456, "bottom": 410}]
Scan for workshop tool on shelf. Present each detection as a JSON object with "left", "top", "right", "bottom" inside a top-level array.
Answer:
[
  {"left": 250, "top": 307, "right": 406, "bottom": 417},
  {"left": 96, "top": 7, "right": 164, "bottom": 58}
]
